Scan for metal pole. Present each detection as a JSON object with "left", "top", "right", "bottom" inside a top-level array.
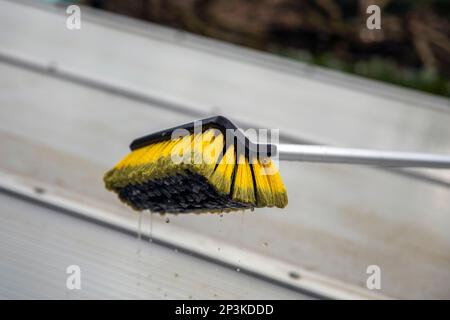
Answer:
[{"left": 277, "top": 144, "right": 450, "bottom": 168}]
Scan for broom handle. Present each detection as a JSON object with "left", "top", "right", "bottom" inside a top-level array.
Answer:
[{"left": 277, "top": 144, "right": 450, "bottom": 168}]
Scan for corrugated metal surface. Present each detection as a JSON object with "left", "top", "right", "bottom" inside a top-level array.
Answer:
[
  {"left": 0, "top": 191, "right": 311, "bottom": 299},
  {"left": 2, "top": 0, "right": 449, "bottom": 154}
]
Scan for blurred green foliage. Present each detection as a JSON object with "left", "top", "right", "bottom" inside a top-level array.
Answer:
[
  {"left": 277, "top": 48, "right": 450, "bottom": 97},
  {"left": 87, "top": 0, "right": 450, "bottom": 97}
]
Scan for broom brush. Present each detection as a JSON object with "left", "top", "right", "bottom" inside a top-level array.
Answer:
[{"left": 104, "top": 116, "right": 450, "bottom": 214}]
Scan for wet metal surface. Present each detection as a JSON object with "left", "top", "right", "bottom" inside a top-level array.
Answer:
[{"left": 0, "top": 192, "right": 310, "bottom": 299}]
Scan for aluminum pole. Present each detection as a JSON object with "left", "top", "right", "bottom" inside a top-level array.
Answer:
[{"left": 277, "top": 144, "right": 450, "bottom": 168}]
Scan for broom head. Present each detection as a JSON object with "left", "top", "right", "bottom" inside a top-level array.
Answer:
[{"left": 103, "top": 116, "right": 288, "bottom": 214}]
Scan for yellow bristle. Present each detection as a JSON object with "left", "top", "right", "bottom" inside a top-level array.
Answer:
[
  {"left": 116, "top": 147, "right": 147, "bottom": 169},
  {"left": 170, "top": 134, "right": 194, "bottom": 165},
  {"left": 194, "top": 130, "right": 224, "bottom": 178},
  {"left": 149, "top": 136, "right": 196, "bottom": 180},
  {"left": 262, "top": 159, "right": 288, "bottom": 208},
  {"left": 105, "top": 130, "right": 228, "bottom": 191},
  {"left": 208, "top": 145, "right": 235, "bottom": 194},
  {"left": 130, "top": 140, "right": 164, "bottom": 166},
  {"left": 104, "top": 146, "right": 150, "bottom": 190},
  {"left": 232, "top": 154, "right": 256, "bottom": 205},
  {"left": 105, "top": 138, "right": 179, "bottom": 189},
  {"left": 128, "top": 139, "right": 175, "bottom": 183},
  {"left": 251, "top": 158, "right": 273, "bottom": 207},
  {"left": 192, "top": 130, "right": 213, "bottom": 164}
]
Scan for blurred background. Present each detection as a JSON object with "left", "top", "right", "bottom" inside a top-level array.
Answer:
[
  {"left": 83, "top": 0, "right": 450, "bottom": 97},
  {"left": 0, "top": 0, "right": 449, "bottom": 300}
]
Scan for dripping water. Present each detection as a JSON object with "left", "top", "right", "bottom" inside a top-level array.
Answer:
[
  {"left": 146, "top": 210, "right": 154, "bottom": 265},
  {"left": 136, "top": 211, "right": 143, "bottom": 296},
  {"left": 236, "top": 211, "right": 246, "bottom": 276},
  {"left": 147, "top": 210, "right": 153, "bottom": 244},
  {"left": 137, "top": 211, "right": 143, "bottom": 254},
  {"left": 238, "top": 211, "right": 245, "bottom": 261}
]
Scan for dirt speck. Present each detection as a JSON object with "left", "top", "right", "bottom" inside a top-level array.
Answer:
[{"left": 34, "top": 187, "right": 46, "bottom": 195}]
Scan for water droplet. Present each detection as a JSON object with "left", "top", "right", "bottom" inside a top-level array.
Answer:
[
  {"left": 236, "top": 268, "right": 240, "bottom": 272},
  {"left": 137, "top": 212, "right": 143, "bottom": 241},
  {"left": 136, "top": 212, "right": 143, "bottom": 254},
  {"left": 149, "top": 212, "right": 154, "bottom": 244},
  {"left": 34, "top": 187, "right": 46, "bottom": 195}
]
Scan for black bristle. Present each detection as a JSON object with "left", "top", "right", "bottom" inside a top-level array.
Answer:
[{"left": 117, "top": 171, "right": 251, "bottom": 213}]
